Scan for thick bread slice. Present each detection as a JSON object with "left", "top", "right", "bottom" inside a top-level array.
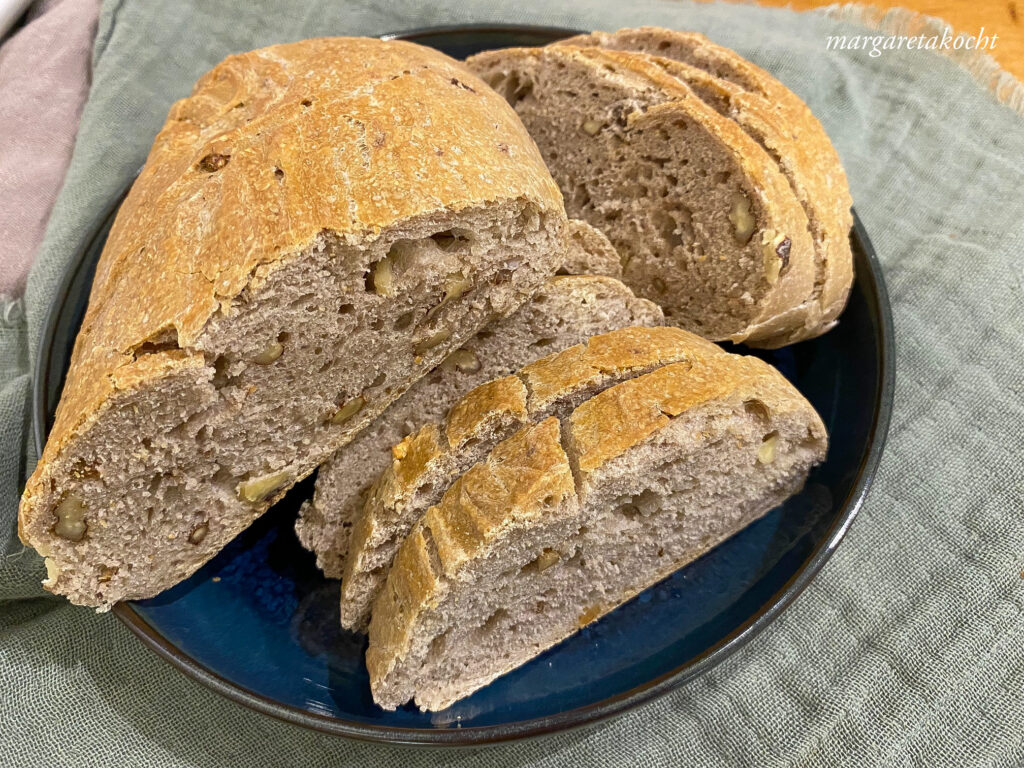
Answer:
[
  {"left": 297, "top": 265, "right": 662, "bottom": 578},
  {"left": 19, "top": 37, "right": 567, "bottom": 609},
  {"left": 467, "top": 45, "right": 816, "bottom": 346},
  {"left": 366, "top": 330, "right": 828, "bottom": 710},
  {"left": 557, "top": 28, "right": 853, "bottom": 344},
  {"left": 340, "top": 326, "right": 723, "bottom": 630}
]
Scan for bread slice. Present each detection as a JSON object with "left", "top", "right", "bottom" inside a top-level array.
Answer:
[
  {"left": 557, "top": 28, "right": 853, "bottom": 344},
  {"left": 297, "top": 242, "right": 661, "bottom": 579},
  {"left": 18, "top": 37, "right": 568, "bottom": 609},
  {"left": 467, "top": 45, "right": 817, "bottom": 346},
  {"left": 365, "top": 326, "right": 827, "bottom": 710},
  {"left": 339, "top": 326, "right": 724, "bottom": 630}
]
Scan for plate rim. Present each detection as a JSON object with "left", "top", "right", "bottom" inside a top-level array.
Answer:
[{"left": 31, "top": 23, "right": 896, "bottom": 747}]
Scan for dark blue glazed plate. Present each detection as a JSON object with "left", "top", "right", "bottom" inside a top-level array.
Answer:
[{"left": 33, "top": 25, "right": 895, "bottom": 746}]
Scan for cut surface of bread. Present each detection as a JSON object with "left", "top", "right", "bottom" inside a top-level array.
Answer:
[
  {"left": 468, "top": 44, "right": 817, "bottom": 346},
  {"left": 19, "top": 37, "right": 567, "bottom": 608},
  {"left": 340, "top": 326, "right": 726, "bottom": 631},
  {"left": 557, "top": 28, "right": 853, "bottom": 345},
  {"left": 298, "top": 254, "right": 662, "bottom": 579},
  {"left": 365, "top": 326, "right": 828, "bottom": 710}
]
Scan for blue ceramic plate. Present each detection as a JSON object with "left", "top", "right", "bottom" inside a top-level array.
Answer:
[{"left": 33, "top": 25, "right": 894, "bottom": 746}]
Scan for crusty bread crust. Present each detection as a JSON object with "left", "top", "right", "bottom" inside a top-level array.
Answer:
[
  {"left": 366, "top": 326, "right": 828, "bottom": 708},
  {"left": 19, "top": 37, "right": 565, "bottom": 603}
]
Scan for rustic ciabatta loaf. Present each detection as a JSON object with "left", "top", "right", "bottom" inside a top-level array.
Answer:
[
  {"left": 18, "top": 37, "right": 568, "bottom": 609},
  {"left": 557, "top": 28, "right": 853, "bottom": 344},
  {"left": 340, "top": 326, "right": 725, "bottom": 630},
  {"left": 297, "top": 233, "right": 661, "bottom": 578},
  {"left": 365, "top": 326, "right": 828, "bottom": 710},
  {"left": 468, "top": 45, "right": 817, "bottom": 347}
]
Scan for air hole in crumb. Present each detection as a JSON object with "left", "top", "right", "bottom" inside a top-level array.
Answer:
[
  {"left": 273, "top": 166, "right": 285, "bottom": 181},
  {"left": 744, "top": 399, "right": 771, "bottom": 422},
  {"left": 301, "top": 98, "right": 312, "bottom": 107},
  {"left": 211, "top": 354, "right": 230, "bottom": 387},
  {"left": 481, "top": 608, "right": 508, "bottom": 632},
  {"left": 313, "top": 346, "right": 323, "bottom": 355},
  {"left": 418, "top": 482, "right": 433, "bottom": 495},
  {"left": 652, "top": 210, "right": 683, "bottom": 249},
  {"left": 339, "top": 303, "right": 355, "bottom": 315},
  {"left": 715, "top": 170, "right": 731, "bottom": 184},
  {"left": 430, "top": 229, "right": 469, "bottom": 250},
  {"left": 618, "top": 503, "right": 642, "bottom": 520},
  {"left": 533, "top": 337, "right": 556, "bottom": 348},
  {"left": 277, "top": 331, "right": 291, "bottom": 344},
  {"left": 394, "top": 310, "right": 416, "bottom": 330},
  {"left": 428, "top": 631, "right": 448, "bottom": 657},
  {"left": 657, "top": 40, "right": 671, "bottom": 50},
  {"left": 370, "top": 317, "right": 385, "bottom": 331},
  {"left": 573, "top": 183, "right": 592, "bottom": 209}
]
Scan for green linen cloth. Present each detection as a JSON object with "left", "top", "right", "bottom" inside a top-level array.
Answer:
[{"left": 3, "top": 0, "right": 1023, "bottom": 764}]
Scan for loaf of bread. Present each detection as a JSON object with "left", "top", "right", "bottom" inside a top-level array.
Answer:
[
  {"left": 556, "top": 28, "right": 854, "bottom": 344},
  {"left": 468, "top": 37, "right": 852, "bottom": 347},
  {"left": 18, "top": 37, "right": 568, "bottom": 608},
  {"left": 364, "top": 325, "right": 828, "bottom": 710},
  {"left": 298, "top": 223, "right": 659, "bottom": 579}
]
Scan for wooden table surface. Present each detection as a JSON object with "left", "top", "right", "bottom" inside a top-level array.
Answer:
[{"left": 751, "top": 0, "right": 1024, "bottom": 84}]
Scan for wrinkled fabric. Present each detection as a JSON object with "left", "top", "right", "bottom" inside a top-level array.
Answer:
[
  {"left": 1, "top": 1, "right": 1023, "bottom": 765},
  {"left": 0, "top": 0, "right": 101, "bottom": 298}
]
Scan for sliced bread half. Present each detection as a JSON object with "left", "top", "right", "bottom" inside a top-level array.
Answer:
[
  {"left": 340, "top": 326, "right": 723, "bottom": 630},
  {"left": 298, "top": 252, "right": 662, "bottom": 578},
  {"left": 19, "top": 37, "right": 567, "bottom": 608},
  {"left": 557, "top": 28, "right": 853, "bottom": 344},
  {"left": 366, "top": 326, "right": 827, "bottom": 710},
  {"left": 467, "top": 45, "right": 816, "bottom": 346}
]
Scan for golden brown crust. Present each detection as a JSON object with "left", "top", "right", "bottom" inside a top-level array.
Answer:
[
  {"left": 569, "top": 354, "right": 822, "bottom": 474},
  {"left": 426, "top": 417, "right": 574, "bottom": 577},
  {"left": 444, "top": 376, "right": 528, "bottom": 449},
  {"left": 366, "top": 416, "right": 576, "bottom": 685},
  {"left": 519, "top": 324, "right": 721, "bottom": 411},
  {"left": 21, "top": 37, "right": 563, "bottom": 545}
]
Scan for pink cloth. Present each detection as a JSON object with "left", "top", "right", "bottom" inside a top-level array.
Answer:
[{"left": 0, "top": 0, "right": 100, "bottom": 298}]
